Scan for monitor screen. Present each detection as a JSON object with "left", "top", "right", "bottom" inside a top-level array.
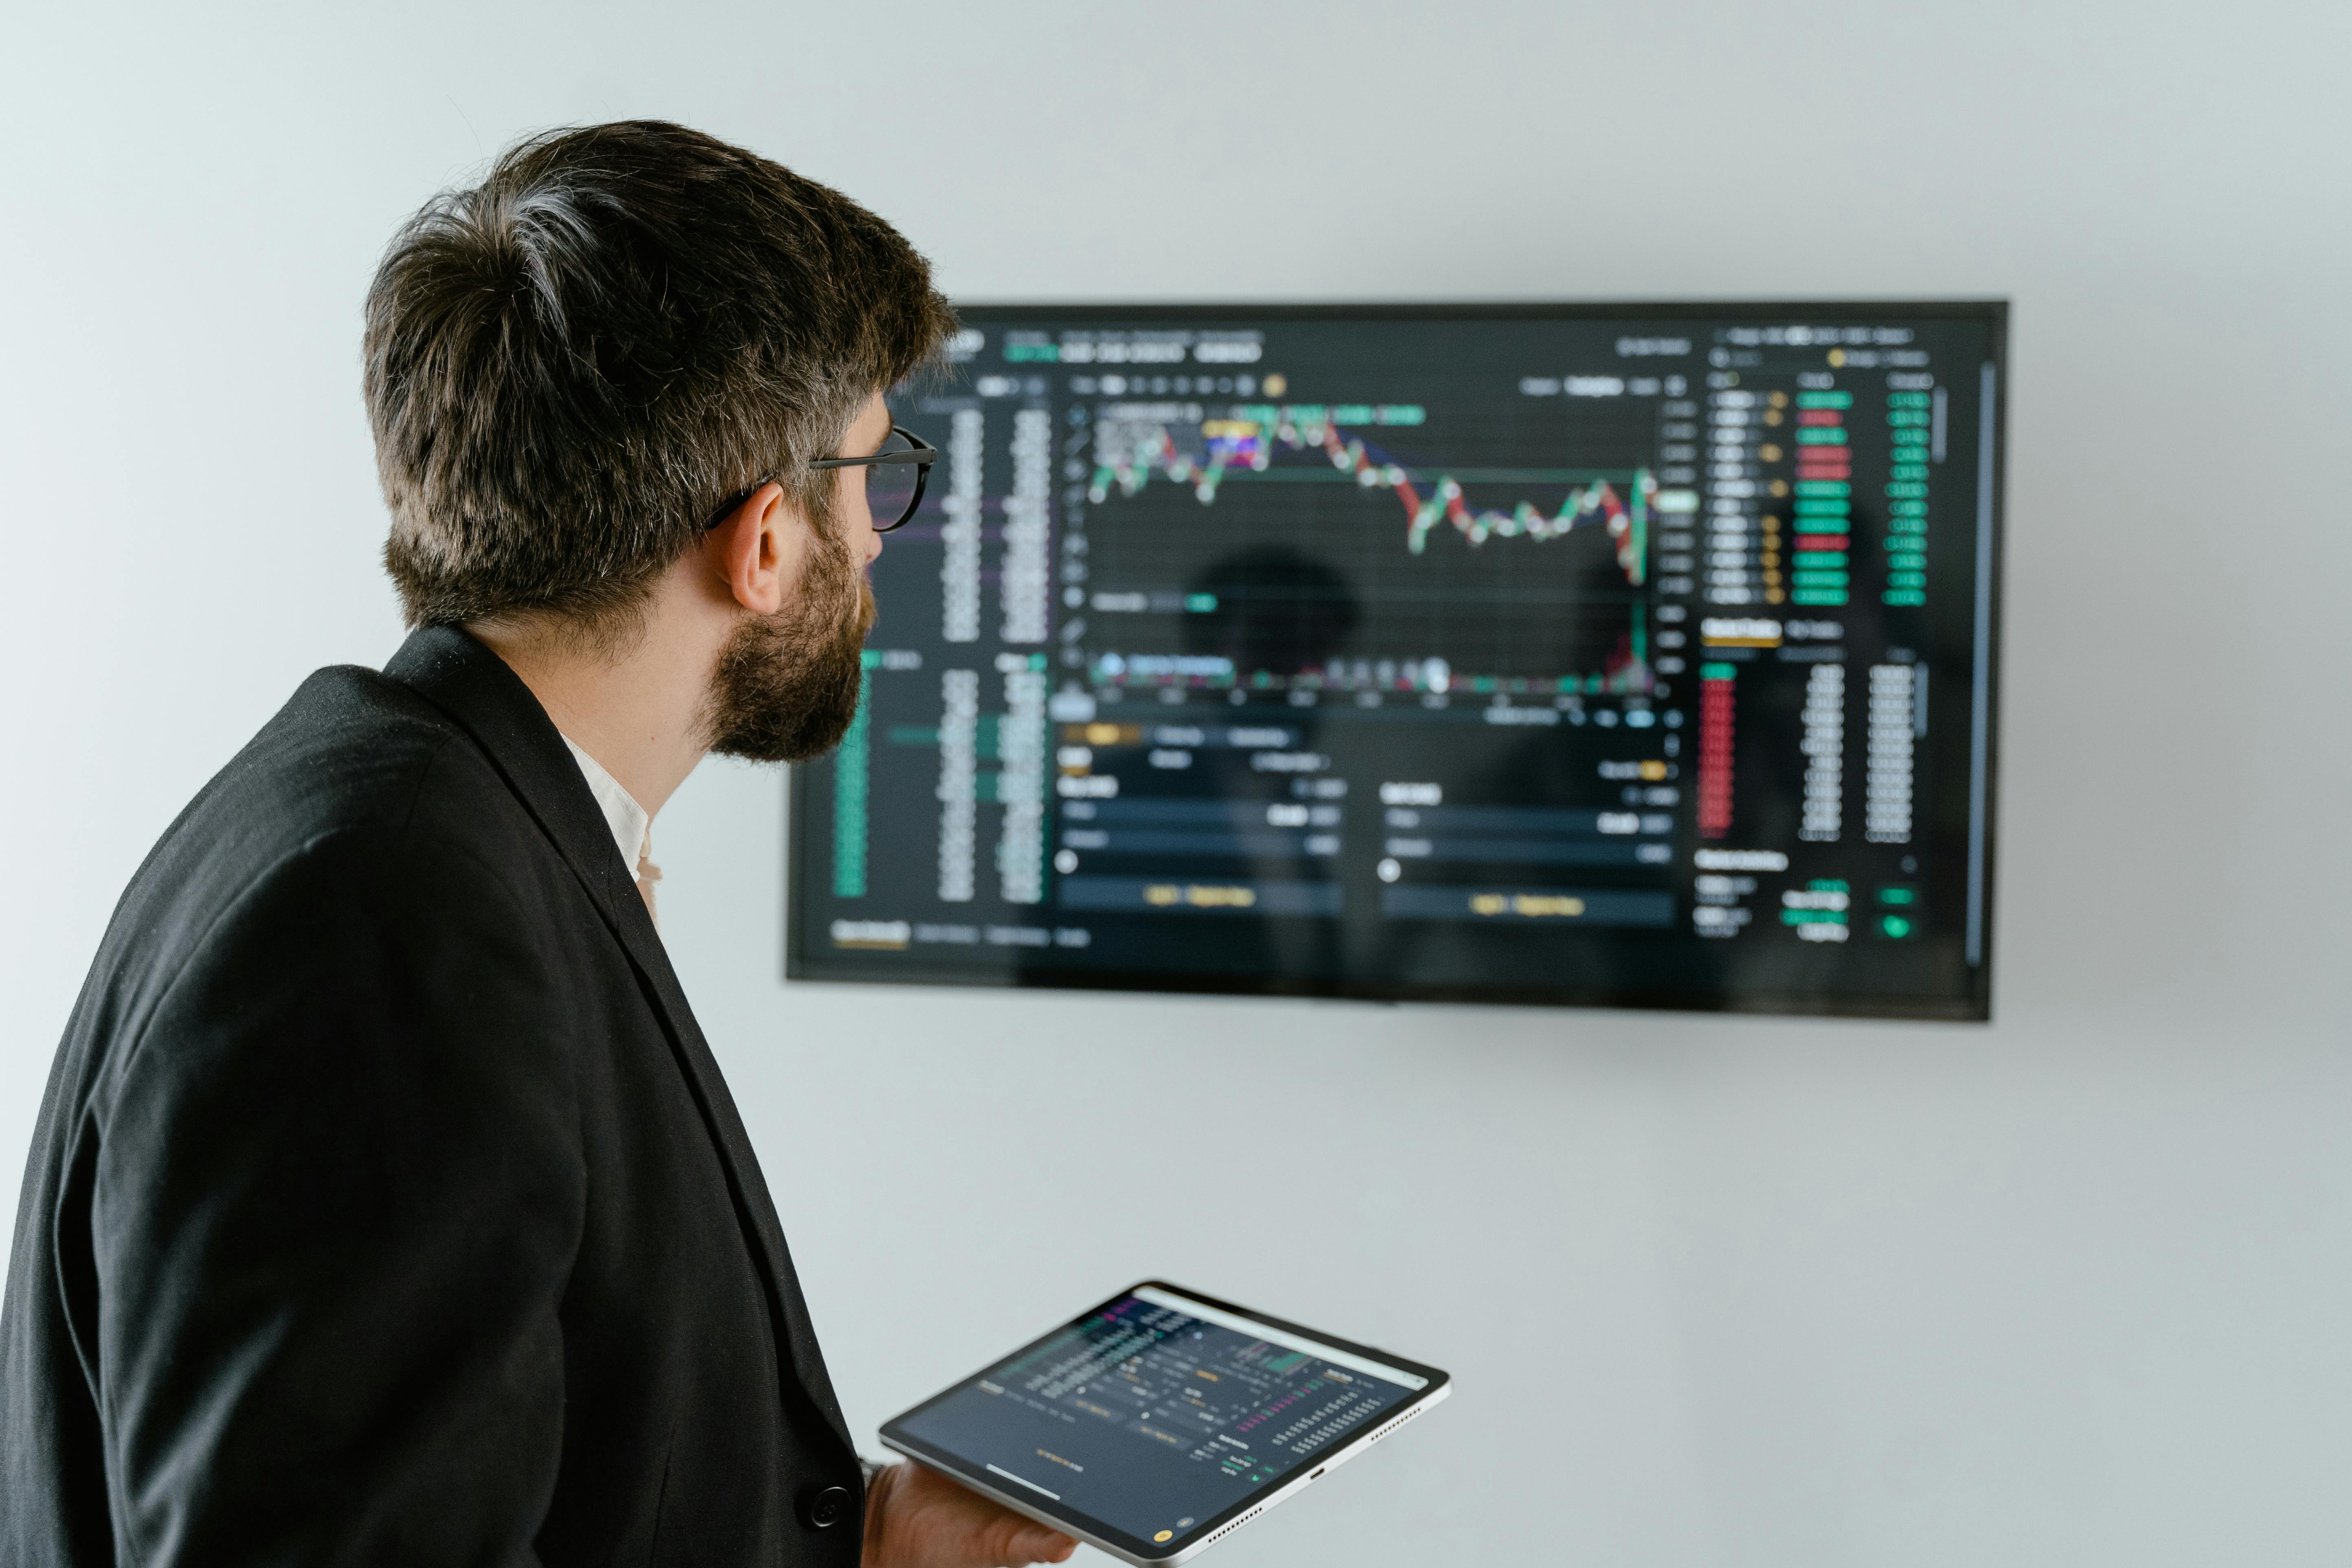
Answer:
[{"left": 786, "top": 303, "right": 2004, "bottom": 1019}]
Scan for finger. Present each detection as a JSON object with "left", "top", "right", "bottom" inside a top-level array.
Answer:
[
  {"left": 1007, "top": 1526, "right": 1078, "bottom": 1566},
  {"left": 1000, "top": 1526, "right": 1045, "bottom": 1561}
]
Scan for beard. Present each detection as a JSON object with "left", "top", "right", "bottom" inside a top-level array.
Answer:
[{"left": 701, "top": 523, "right": 876, "bottom": 764}]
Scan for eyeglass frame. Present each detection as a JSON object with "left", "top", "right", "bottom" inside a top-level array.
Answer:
[{"left": 703, "top": 424, "right": 939, "bottom": 533}]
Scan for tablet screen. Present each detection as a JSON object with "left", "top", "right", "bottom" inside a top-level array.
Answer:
[{"left": 887, "top": 1286, "right": 1433, "bottom": 1553}]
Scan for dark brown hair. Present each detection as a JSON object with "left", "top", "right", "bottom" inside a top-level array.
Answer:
[{"left": 365, "top": 121, "right": 955, "bottom": 641}]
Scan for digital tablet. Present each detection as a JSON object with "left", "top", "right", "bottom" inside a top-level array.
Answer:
[{"left": 879, "top": 1281, "right": 1450, "bottom": 1566}]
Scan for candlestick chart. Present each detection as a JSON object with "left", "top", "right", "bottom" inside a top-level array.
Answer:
[
  {"left": 1087, "top": 404, "right": 1654, "bottom": 584},
  {"left": 1073, "top": 397, "right": 1665, "bottom": 698}
]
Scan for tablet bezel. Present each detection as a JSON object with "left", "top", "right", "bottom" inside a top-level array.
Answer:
[{"left": 877, "top": 1280, "right": 1452, "bottom": 1567}]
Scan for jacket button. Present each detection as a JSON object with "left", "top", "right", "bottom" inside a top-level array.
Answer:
[{"left": 799, "top": 1484, "right": 854, "bottom": 1531}]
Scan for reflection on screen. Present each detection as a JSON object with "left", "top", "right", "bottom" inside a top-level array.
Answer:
[
  {"left": 791, "top": 306, "right": 2002, "bottom": 1017},
  {"left": 897, "top": 1292, "right": 1417, "bottom": 1547}
]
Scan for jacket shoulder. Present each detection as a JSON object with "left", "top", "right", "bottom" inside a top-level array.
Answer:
[
  {"left": 71, "top": 667, "right": 550, "bottom": 1049},
  {"left": 164, "top": 663, "right": 538, "bottom": 875}
]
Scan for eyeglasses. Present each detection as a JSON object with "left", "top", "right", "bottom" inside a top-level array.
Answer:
[
  {"left": 706, "top": 424, "right": 939, "bottom": 534},
  {"left": 810, "top": 424, "right": 937, "bottom": 532}
]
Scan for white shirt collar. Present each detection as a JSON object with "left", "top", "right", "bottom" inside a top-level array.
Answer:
[{"left": 560, "top": 735, "right": 652, "bottom": 878}]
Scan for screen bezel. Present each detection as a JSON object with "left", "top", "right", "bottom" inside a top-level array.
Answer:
[
  {"left": 877, "top": 1279, "right": 1452, "bottom": 1566},
  {"left": 786, "top": 299, "right": 2007, "bottom": 1021}
]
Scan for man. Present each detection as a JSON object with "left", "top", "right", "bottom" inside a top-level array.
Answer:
[{"left": 1, "top": 122, "right": 1075, "bottom": 1568}]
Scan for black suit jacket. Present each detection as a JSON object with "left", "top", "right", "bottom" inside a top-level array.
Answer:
[{"left": 2, "top": 626, "right": 863, "bottom": 1566}]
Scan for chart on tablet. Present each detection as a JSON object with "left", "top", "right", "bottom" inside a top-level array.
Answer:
[{"left": 896, "top": 1291, "right": 1418, "bottom": 1545}]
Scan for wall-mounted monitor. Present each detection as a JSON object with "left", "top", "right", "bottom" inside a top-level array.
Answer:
[{"left": 786, "top": 302, "right": 2005, "bottom": 1019}]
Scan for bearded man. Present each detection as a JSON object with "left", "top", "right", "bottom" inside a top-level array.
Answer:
[{"left": 0, "top": 122, "right": 1073, "bottom": 1568}]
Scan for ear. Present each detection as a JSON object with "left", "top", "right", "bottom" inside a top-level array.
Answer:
[{"left": 703, "top": 482, "right": 803, "bottom": 617}]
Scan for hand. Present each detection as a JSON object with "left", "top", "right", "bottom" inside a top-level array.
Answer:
[{"left": 862, "top": 1460, "right": 1078, "bottom": 1568}]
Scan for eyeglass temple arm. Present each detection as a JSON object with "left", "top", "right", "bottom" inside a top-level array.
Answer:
[{"left": 808, "top": 425, "right": 937, "bottom": 469}]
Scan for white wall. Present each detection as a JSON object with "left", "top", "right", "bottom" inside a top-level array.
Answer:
[{"left": 4, "top": 3, "right": 2348, "bottom": 1561}]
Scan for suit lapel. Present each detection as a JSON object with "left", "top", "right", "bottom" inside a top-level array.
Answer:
[{"left": 381, "top": 625, "right": 854, "bottom": 1455}]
